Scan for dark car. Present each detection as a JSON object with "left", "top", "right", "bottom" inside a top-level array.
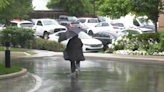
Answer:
[
  {"left": 58, "top": 15, "right": 77, "bottom": 26},
  {"left": 66, "top": 21, "right": 88, "bottom": 33},
  {"left": 92, "top": 31, "right": 117, "bottom": 51}
]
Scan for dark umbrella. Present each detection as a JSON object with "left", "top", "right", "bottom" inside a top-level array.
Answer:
[{"left": 58, "top": 28, "right": 83, "bottom": 42}]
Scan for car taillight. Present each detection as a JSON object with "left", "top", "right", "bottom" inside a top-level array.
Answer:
[
  {"left": 68, "top": 24, "right": 75, "bottom": 28},
  {"left": 113, "top": 27, "right": 118, "bottom": 29}
]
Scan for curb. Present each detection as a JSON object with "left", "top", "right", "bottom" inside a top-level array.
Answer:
[
  {"left": 27, "top": 73, "right": 42, "bottom": 92},
  {"left": 54, "top": 53, "right": 164, "bottom": 63},
  {"left": 0, "top": 68, "right": 27, "bottom": 80}
]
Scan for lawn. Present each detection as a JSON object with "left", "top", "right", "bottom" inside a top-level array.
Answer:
[
  {"left": 0, "top": 47, "right": 33, "bottom": 75},
  {"left": 0, "top": 64, "right": 22, "bottom": 75},
  {"left": 0, "top": 47, "right": 35, "bottom": 55}
]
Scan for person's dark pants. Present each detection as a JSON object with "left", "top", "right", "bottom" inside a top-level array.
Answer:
[{"left": 70, "top": 61, "right": 80, "bottom": 73}]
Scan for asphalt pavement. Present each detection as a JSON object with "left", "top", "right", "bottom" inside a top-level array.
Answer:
[{"left": 0, "top": 49, "right": 164, "bottom": 92}]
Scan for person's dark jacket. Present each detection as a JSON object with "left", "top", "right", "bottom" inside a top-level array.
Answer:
[{"left": 66, "top": 35, "right": 85, "bottom": 61}]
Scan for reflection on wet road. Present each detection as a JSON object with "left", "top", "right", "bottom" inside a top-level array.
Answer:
[{"left": 3, "top": 57, "right": 164, "bottom": 92}]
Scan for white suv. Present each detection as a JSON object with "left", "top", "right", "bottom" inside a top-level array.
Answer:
[
  {"left": 76, "top": 18, "right": 99, "bottom": 29},
  {"left": 0, "top": 20, "right": 34, "bottom": 30},
  {"left": 33, "top": 19, "right": 67, "bottom": 39}
]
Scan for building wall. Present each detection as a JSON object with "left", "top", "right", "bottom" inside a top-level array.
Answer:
[
  {"left": 29, "top": 11, "right": 67, "bottom": 19},
  {"left": 158, "top": 0, "right": 164, "bottom": 31}
]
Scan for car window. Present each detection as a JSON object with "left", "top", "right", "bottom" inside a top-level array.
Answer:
[
  {"left": 88, "top": 19, "right": 98, "bottom": 23},
  {"left": 60, "top": 17, "right": 67, "bottom": 21},
  {"left": 37, "top": 21, "right": 42, "bottom": 26},
  {"left": 95, "top": 23, "right": 102, "bottom": 27},
  {"left": 102, "top": 23, "right": 109, "bottom": 26},
  {"left": 10, "top": 23, "right": 17, "bottom": 26},
  {"left": 67, "top": 17, "right": 77, "bottom": 21},
  {"left": 92, "top": 33, "right": 102, "bottom": 37},
  {"left": 111, "top": 23, "right": 124, "bottom": 27},
  {"left": 78, "top": 32, "right": 91, "bottom": 39},
  {"left": 43, "top": 20, "right": 59, "bottom": 25},
  {"left": 133, "top": 20, "right": 140, "bottom": 26},
  {"left": 20, "top": 23, "right": 34, "bottom": 27},
  {"left": 77, "top": 19, "right": 86, "bottom": 23}
]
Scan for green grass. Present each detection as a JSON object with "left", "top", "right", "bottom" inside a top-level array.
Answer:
[
  {"left": 0, "top": 47, "right": 35, "bottom": 55},
  {"left": 97, "top": 51, "right": 105, "bottom": 53},
  {"left": 0, "top": 64, "right": 22, "bottom": 75}
]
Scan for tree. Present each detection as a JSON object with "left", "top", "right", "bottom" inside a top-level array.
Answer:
[
  {"left": 0, "top": 0, "right": 33, "bottom": 24},
  {"left": 0, "top": 0, "right": 10, "bottom": 9},
  {"left": 96, "top": 0, "right": 131, "bottom": 18},
  {"left": 96, "top": 0, "right": 164, "bottom": 32},
  {"left": 47, "top": 0, "right": 93, "bottom": 16},
  {"left": 130, "top": 0, "right": 164, "bottom": 33}
]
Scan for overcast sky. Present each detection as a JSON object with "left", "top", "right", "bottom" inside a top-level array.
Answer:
[{"left": 32, "top": 0, "right": 53, "bottom": 11}]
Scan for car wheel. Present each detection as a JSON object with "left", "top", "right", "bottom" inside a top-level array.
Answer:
[
  {"left": 88, "top": 30, "right": 93, "bottom": 36},
  {"left": 103, "top": 45, "right": 108, "bottom": 51},
  {"left": 43, "top": 32, "right": 49, "bottom": 39}
]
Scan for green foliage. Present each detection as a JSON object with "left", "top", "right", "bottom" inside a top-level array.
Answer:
[
  {"left": 0, "top": 0, "right": 10, "bottom": 9},
  {"left": 25, "top": 38, "right": 64, "bottom": 52},
  {"left": 0, "top": 26, "right": 35, "bottom": 48},
  {"left": 111, "top": 31, "right": 164, "bottom": 54},
  {"left": 0, "top": 0, "right": 33, "bottom": 24},
  {"left": 47, "top": 0, "right": 93, "bottom": 16},
  {"left": 96, "top": 0, "right": 131, "bottom": 19}
]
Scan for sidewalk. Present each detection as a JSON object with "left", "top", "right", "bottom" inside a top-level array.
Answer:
[{"left": 28, "top": 49, "right": 164, "bottom": 63}]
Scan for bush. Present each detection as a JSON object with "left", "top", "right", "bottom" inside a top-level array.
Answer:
[
  {"left": 0, "top": 26, "right": 35, "bottom": 48},
  {"left": 25, "top": 38, "right": 64, "bottom": 52},
  {"left": 109, "top": 31, "right": 164, "bottom": 55}
]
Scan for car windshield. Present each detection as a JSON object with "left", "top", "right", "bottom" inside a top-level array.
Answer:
[
  {"left": 138, "top": 18, "right": 154, "bottom": 26},
  {"left": 20, "top": 23, "right": 34, "bottom": 27},
  {"left": 43, "top": 20, "right": 59, "bottom": 25},
  {"left": 67, "top": 17, "right": 77, "bottom": 21},
  {"left": 78, "top": 32, "right": 91, "bottom": 39},
  {"left": 88, "top": 19, "right": 98, "bottom": 23}
]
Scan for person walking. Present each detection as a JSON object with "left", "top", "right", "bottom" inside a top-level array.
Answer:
[{"left": 66, "top": 35, "right": 85, "bottom": 75}]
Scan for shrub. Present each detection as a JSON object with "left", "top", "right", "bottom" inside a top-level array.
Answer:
[
  {"left": 0, "top": 26, "right": 35, "bottom": 48},
  {"left": 108, "top": 31, "right": 164, "bottom": 55},
  {"left": 25, "top": 38, "right": 64, "bottom": 52}
]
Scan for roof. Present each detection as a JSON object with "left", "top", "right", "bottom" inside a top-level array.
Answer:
[
  {"left": 10, "top": 20, "right": 33, "bottom": 23},
  {"left": 32, "top": 0, "right": 63, "bottom": 11}
]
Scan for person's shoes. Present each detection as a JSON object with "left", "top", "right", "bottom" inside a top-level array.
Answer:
[
  {"left": 68, "top": 72, "right": 76, "bottom": 77},
  {"left": 76, "top": 64, "right": 80, "bottom": 71}
]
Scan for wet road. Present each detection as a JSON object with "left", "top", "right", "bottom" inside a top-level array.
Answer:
[{"left": 1, "top": 56, "right": 164, "bottom": 92}]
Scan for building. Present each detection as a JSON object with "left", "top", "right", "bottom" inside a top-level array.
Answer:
[{"left": 29, "top": 0, "right": 67, "bottom": 19}]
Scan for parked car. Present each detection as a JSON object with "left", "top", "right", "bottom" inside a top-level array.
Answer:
[
  {"left": 92, "top": 31, "right": 117, "bottom": 50},
  {"left": 110, "top": 21, "right": 125, "bottom": 30},
  {"left": 58, "top": 15, "right": 78, "bottom": 26},
  {"left": 66, "top": 21, "right": 88, "bottom": 33},
  {"left": 28, "top": 18, "right": 38, "bottom": 25},
  {"left": 87, "top": 21, "right": 124, "bottom": 36},
  {"left": 133, "top": 17, "right": 155, "bottom": 31},
  {"left": 76, "top": 18, "right": 99, "bottom": 29},
  {"left": 33, "top": 19, "right": 67, "bottom": 39},
  {"left": 122, "top": 27, "right": 155, "bottom": 34},
  {"left": 0, "top": 20, "right": 34, "bottom": 30},
  {"left": 48, "top": 31, "right": 103, "bottom": 52},
  {"left": 92, "top": 15, "right": 106, "bottom": 22}
]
